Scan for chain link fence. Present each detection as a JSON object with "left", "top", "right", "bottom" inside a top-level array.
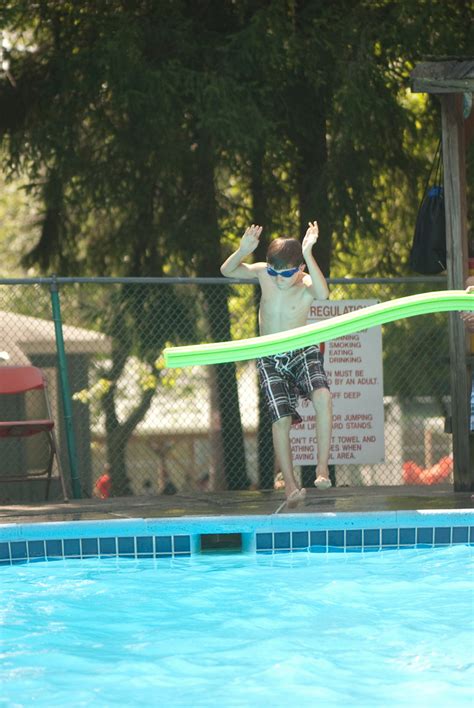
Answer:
[{"left": 0, "top": 276, "right": 454, "bottom": 502}]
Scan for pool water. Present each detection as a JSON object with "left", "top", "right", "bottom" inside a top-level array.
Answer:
[{"left": 1, "top": 546, "right": 473, "bottom": 707}]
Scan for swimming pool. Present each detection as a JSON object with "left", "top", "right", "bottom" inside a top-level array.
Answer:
[{"left": 0, "top": 511, "right": 473, "bottom": 707}]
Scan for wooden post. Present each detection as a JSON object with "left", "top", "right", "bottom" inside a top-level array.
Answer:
[{"left": 440, "top": 94, "right": 473, "bottom": 487}]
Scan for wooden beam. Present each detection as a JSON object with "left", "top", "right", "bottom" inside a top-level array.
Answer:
[
  {"left": 412, "top": 78, "right": 474, "bottom": 94},
  {"left": 410, "top": 59, "right": 474, "bottom": 94},
  {"left": 440, "top": 94, "right": 473, "bottom": 488}
]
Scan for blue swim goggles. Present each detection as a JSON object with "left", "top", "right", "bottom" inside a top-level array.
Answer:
[{"left": 266, "top": 265, "right": 300, "bottom": 278}]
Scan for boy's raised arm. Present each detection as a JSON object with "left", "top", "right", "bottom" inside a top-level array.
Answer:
[
  {"left": 302, "top": 221, "right": 329, "bottom": 300},
  {"left": 220, "top": 225, "right": 265, "bottom": 279}
]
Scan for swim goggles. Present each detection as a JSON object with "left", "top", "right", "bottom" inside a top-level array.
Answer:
[{"left": 266, "top": 265, "right": 300, "bottom": 278}]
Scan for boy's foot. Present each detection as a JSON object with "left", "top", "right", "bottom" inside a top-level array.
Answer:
[
  {"left": 314, "top": 476, "right": 331, "bottom": 490},
  {"left": 287, "top": 487, "right": 306, "bottom": 508},
  {"left": 274, "top": 488, "right": 306, "bottom": 515}
]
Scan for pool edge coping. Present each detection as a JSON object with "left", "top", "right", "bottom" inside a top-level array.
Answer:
[{"left": 0, "top": 508, "right": 473, "bottom": 540}]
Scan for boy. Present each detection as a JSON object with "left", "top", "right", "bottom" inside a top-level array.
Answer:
[{"left": 220, "top": 221, "right": 332, "bottom": 507}]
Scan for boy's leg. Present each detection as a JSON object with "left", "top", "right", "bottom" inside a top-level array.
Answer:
[
  {"left": 257, "top": 356, "right": 305, "bottom": 505},
  {"left": 272, "top": 415, "right": 303, "bottom": 500},
  {"left": 310, "top": 387, "right": 333, "bottom": 487}
]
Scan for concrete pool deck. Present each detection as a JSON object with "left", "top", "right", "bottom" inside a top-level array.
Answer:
[{"left": 0, "top": 484, "right": 473, "bottom": 525}]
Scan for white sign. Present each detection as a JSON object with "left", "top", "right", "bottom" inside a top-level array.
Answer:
[{"left": 290, "top": 300, "right": 384, "bottom": 465}]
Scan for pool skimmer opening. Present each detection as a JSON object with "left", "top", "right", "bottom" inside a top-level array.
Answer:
[{"left": 200, "top": 533, "right": 242, "bottom": 553}]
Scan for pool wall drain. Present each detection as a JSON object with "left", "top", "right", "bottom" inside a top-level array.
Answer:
[
  {"left": 0, "top": 511, "right": 472, "bottom": 565},
  {"left": 200, "top": 533, "right": 243, "bottom": 553},
  {"left": 193, "top": 532, "right": 255, "bottom": 554}
]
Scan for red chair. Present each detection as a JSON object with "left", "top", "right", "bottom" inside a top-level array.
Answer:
[{"left": 0, "top": 366, "right": 68, "bottom": 501}]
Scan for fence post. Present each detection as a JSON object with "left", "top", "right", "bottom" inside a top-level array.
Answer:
[{"left": 50, "top": 276, "right": 82, "bottom": 499}]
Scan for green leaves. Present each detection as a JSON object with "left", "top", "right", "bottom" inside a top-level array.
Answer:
[{"left": 0, "top": 0, "right": 472, "bottom": 278}]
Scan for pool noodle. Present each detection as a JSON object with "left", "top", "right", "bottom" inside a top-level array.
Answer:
[{"left": 163, "top": 290, "right": 474, "bottom": 368}]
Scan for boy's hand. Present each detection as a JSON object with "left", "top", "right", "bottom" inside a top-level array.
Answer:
[
  {"left": 239, "top": 224, "right": 262, "bottom": 256},
  {"left": 302, "top": 221, "right": 319, "bottom": 258}
]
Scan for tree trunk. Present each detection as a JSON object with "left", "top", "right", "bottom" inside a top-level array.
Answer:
[
  {"left": 250, "top": 151, "right": 275, "bottom": 489},
  {"left": 208, "top": 365, "right": 226, "bottom": 491},
  {"left": 194, "top": 130, "right": 250, "bottom": 489},
  {"left": 101, "top": 291, "right": 156, "bottom": 497},
  {"left": 108, "top": 425, "right": 132, "bottom": 496},
  {"left": 295, "top": 86, "right": 332, "bottom": 276}
]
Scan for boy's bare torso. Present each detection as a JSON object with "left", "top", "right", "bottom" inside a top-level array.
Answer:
[{"left": 257, "top": 269, "right": 313, "bottom": 336}]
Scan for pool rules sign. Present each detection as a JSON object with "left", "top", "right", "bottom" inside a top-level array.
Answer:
[{"left": 291, "top": 300, "right": 384, "bottom": 465}]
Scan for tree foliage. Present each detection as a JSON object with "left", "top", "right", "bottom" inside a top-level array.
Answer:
[{"left": 0, "top": 0, "right": 471, "bottom": 279}]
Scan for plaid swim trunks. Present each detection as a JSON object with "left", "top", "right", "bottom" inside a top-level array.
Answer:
[{"left": 257, "top": 345, "right": 330, "bottom": 425}]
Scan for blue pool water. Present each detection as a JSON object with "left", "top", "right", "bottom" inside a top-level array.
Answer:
[{"left": 1, "top": 545, "right": 473, "bottom": 707}]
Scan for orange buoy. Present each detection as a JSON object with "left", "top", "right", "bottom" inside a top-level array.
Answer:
[{"left": 402, "top": 456, "right": 453, "bottom": 485}]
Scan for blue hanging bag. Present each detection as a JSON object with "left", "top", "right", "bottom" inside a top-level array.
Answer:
[{"left": 409, "top": 142, "right": 447, "bottom": 275}]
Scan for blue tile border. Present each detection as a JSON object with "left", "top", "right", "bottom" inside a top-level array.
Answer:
[
  {"left": 382, "top": 528, "right": 398, "bottom": 546},
  {"left": 64, "top": 539, "right": 80, "bottom": 557},
  {"left": 137, "top": 536, "right": 153, "bottom": 556},
  {"left": 255, "top": 524, "right": 474, "bottom": 554},
  {"left": 46, "top": 539, "right": 63, "bottom": 558},
  {"left": 452, "top": 526, "right": 469, "bottom": 544},
  {"left": 81, "top": 537, "right": 98, "bottom": 557},
  {"left": 399, "top": 528, "right": 416, "bottom": 547},
  {"left": 1, "top": 534, "right": 192, "bottom": 564},
  {"left": 434, "top": 526, "right": 451, "bottom": 545},
  {"left": 117, "top": 536, "right": 134, "bottom": 556},
  {"left": 0, "top": 510, "right": 472, "bottom": 564},
  {"left": 292, "top": 531, "right": 309, "bottom": 550},
  {"left": 255, "top": 532, "right": 272, "bottom": 551}
]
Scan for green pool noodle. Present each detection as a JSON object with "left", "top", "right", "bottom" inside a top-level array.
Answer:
[{"left": 163, "top": 290, "right": 474, "bottom": 368}]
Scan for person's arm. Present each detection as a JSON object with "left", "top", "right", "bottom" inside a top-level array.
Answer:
[
  {"left": 301, "top": 221, "right": 329, "bottom": 300},
  {"left": 220, "top": 224, "right": 265, "bottom": 279},
  {"left": 461, "top": 312, "right": 474, "bottom": 332},
  {"left": 460, "top": 285, "right": 474, "bottom": 332}
]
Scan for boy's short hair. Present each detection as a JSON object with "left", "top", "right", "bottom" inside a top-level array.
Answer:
[{"left": 266, "top": 237, "right": 303, "bottom": 269}]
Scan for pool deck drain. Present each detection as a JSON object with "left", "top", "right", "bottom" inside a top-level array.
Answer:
[{"left": 0, "top": 484, "right": 472, "bottom": 525}]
